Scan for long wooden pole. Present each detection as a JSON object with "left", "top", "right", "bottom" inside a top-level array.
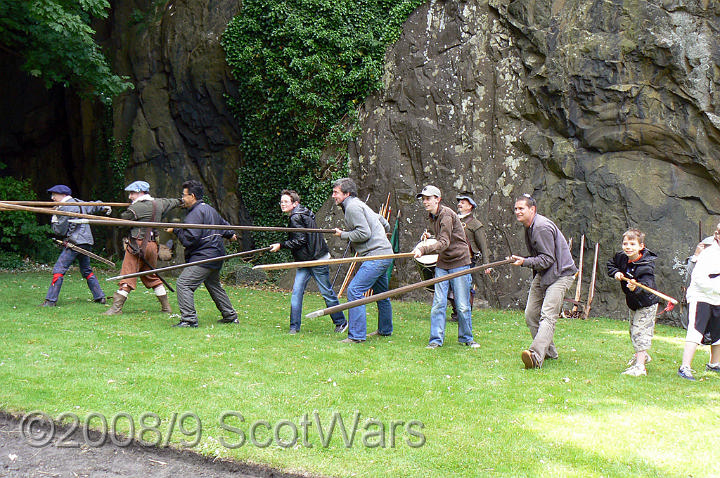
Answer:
[
  {"left": 106, "top": 246, "right": 273, "bottom": 281},
  {"left": 72, "top": 218, "right": 336, "bottom": 234},
  {"left": 306, "top": 258, "right": 515, "bottom": 319},
  {"left": 0, "top": 202, "right": 125, "bottom": 221},
  {"left": 53, "top": 239, "right": 115, "bottom": 267},
  {"left": 254, "top": 252, "right": 416, "bottom": 271},
  {"left": 2, "top": 201, "right": 130, "bottom": 207},
  {"left": 620, "top": 277, "right": 679, "bottom": 305},
  {"left": 582, "top": 243, "right": 599, "bottom": 320},
  {"left": 0, "top": 201, "right": 338, "bottom": 233},
  {"left": 571, "top": 235, "right": 585, "bottom": 313}
]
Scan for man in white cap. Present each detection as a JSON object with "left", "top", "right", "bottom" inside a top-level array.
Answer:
[
  {"left": 40, "top": 184, "right": 111, "bottom": 306},
  {"left": 104, "top": 180, "right": 181, "bottom": 315},
  {"left": 413, "top": 185, "right": 480, "bottom": 349}
]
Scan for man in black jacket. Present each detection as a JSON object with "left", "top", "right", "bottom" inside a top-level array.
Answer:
[
  {"left": 269, "top": 190, "right": 347, "bottom": 334},
  {"left": 167, "top": 180, "right": 238, "bottom": 328}
]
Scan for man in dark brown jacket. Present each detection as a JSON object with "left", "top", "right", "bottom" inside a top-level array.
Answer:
[{"left": 413, "top": 185, "right": 480, "bottom": 349}]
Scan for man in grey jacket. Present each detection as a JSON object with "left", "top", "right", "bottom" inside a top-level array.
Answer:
[
  {"left": 40, "top": 184, "right": 110, "bottom": 306},
  {"left": 511, "top": 194, "right": 577, "bottom": 369},
  {"left": 332, "top": 178, "right": 393, "bottom": 343}
]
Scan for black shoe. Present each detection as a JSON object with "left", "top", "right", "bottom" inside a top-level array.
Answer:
[
  {"left": 449, "top": 313, "right": 458, "bottom": 322},
  {"left": 39, "top": 300, "right": 56, "bottom": 307},
  {"left": 334, "top": 322, "right": 348, "bottom": 333},
  {"left": 94, "top": 297, "right": 107, "bottom": 305},
  {"left": 172, "top": 321, "right": 198, "bottom": 328},
  {"left": 217, "top": 317, "right": 239, "bottom": 324}
]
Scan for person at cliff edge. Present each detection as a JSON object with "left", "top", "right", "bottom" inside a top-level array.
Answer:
[
  {"left": 41, "top": 184, "right": 110, "bottom": 307},
  {"left": 166, "top": 179, "right": 238, "bottom": 328},
  {"left": 511, "top": 194, "right": 577, "bottom": 369},
  {"left": 104, "top": 180, "right": 181, "bottom": 315}
]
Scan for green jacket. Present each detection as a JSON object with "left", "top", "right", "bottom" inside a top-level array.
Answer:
[
  {"left": 120, "top": 196, "right": 181, "bottom": 239},
  {"left": 460, "top": 214, "right": 490, "bottom": 264}
]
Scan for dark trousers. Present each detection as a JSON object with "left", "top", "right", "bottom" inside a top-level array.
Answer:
[
  {"left": 176, "top": 265, "right": 236, "bottom": 325},
  {"left": 45, "top": 245, "right": 105, "bottom": 303}
]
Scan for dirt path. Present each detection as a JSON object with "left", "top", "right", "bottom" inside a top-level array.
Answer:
[{"left": 0, "top": 412, "right": 310, "bottom": 478}]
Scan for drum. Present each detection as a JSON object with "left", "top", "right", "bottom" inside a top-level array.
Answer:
[{"left": 414, "top": 238, "right": 438, "bottom": 293}]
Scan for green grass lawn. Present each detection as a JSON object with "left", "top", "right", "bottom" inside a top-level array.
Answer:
[{"left": 1, "top": 271, "right": 718, "bottom": 477}]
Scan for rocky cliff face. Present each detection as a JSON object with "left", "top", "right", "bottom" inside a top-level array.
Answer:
[
  {"left": 107, "top": 0, "right": 250, "bottom": 230},
  {"left": 320, "top": 0, "right": 720, "bottom": 322}
]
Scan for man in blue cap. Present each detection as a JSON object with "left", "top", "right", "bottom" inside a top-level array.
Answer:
[
  {"left": 448, "top": 191, "right": 492, "bottom": 320},
  {"left": 104, "top": 180, "right": 181, "bottom": 315},
  {"left": 40, "top": 185, "right": 111, "bottom": 306}
]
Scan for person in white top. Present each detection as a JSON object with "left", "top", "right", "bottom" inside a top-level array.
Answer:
[{"left": 678, "top": 222, "right": 720, "bottom": 380}]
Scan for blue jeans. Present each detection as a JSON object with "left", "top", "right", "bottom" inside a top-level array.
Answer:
[
  {"left": 45, "top": 245, "right": 105, "bottom": 303},
  {"left": 429, "top": 265, "right": 473, "bottom": 346},
  {"left": 346, "top": 258, "right": 393, "bottom": 341},
  {"left": 290, "top": 265, "right": 346, "bottom": 331}
]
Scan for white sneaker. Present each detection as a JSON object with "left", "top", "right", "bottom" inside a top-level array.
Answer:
[
  {"left": 627, "top": 353, "right": 652, "bottom": 367},
  {"left": 621, "top": 364, "right": 647, "bottom": 376}
]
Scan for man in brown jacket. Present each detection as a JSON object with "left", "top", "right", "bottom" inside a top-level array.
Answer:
[{"left": 413, "top": 185, "right": 480, "bottom": 349}]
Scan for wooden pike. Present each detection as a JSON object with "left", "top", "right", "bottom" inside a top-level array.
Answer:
[
  {"left": 0, "top": 201, "right": 124, "bottom": 221},
  {"left": 3, "top": 201, "right": 130, "bottom": 207},
  {"left": 582, "top": 243, "right": 599, "bottom": 320},
  {"left": 572, "top": 235, "right": 585, "bottom": 313},
  {"left": 106, "top": 246, "right": 273, "bottom": 281},
  {"left": 69, "top": 218, "right": 337, "bottom": 234},
  {"left": 53, "top": 239, "right": 115, "bottom": 267},
  {"left": 254, "top": 252, "right": 416, "bottom": 271},
  {"left": 306, "top": 258, "right": 515, "bottom": 319},
  {"left": 0, "top": 201, "right": 337, "bottom": 233},
  {"left": 620, "top": 277, "right": 679, "bottom": 305}
]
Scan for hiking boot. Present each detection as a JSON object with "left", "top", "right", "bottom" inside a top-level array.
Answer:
[
  {"left": 621, "top": 364, "right": 647, "bottom": 376},
  {"left": 39, "top": 300, "right": 56, "bottom": 307},
  {"left": 677, "top": 365, "right": 696, "bottom": 381},
  {"left": 367, "top": 330, "right": 390, "bottom": 337},
  {"left": 157, "top": 294, "right": 172, "bottom": 313},
  {"left": 521, "top": 350, "right": 540, "bottom": 369},
  {"left": 461, "top": 341, "right": 480, "bottom": 349},
  {"left": 334, "top": 322, "right": 348, "bottom": 334},
  {"left": 705, "top": 363, "right": 720, "bottom": 373},
  {"left": 627, "top": 353, "right": 652, "bottom": 367},
  {"left": 103, "top": 292, "right": 127, "bottom": 315}
]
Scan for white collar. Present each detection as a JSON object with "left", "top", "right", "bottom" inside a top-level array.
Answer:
[{"left": 132, "top": 194, "right": 154, "bottom": 204}]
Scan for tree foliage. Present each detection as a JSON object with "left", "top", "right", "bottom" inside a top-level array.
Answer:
[
  {"left": 0, "top": 164, "right": 55, "bottom": 267},
  {"left": 0, "top": 0, "right": 132, "bottom": 103},
  {"left": 222, "top": 0, "right": 422, "bottom": 243}
]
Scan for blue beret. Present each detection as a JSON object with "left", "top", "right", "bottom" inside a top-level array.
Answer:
[
  {"left": 125, "top": 180, "right": 150, "bottom": 192},
  {"left": 47, "top": 184, "right": 72, "bottom": 196},
  {"left": 455, "top": 192, "right": 477, "bottom": 209}
]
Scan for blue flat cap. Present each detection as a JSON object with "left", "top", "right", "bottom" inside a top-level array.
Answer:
[
  {"left": 47, "top": 184, "right": 71, "bottom": 196},
  {"left": 124, "top": 180, "right": 150, "bottom": 192},
  {"left": 455, "top": 192, "right": 477, "bottom": 209}
]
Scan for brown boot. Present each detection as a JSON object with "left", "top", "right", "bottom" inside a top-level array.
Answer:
[
  {"left": 103, "top": 292, "right": 127, "bottom": 315},
  {"left": 157, "top": 294, "right": 172, "bottom": 313}
]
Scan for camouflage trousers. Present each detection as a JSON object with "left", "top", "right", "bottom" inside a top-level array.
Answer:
[{"left": 628, "top": 304, "right": 658, "bottom": 352}]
